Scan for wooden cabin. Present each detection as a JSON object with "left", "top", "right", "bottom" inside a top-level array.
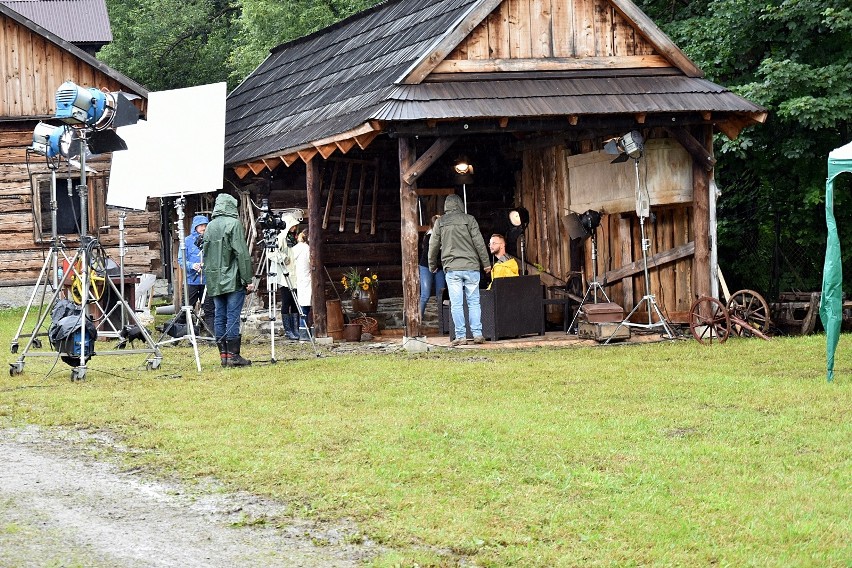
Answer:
[
  {"left": 0, "top": 5, "right": 159, "bottom": 289},
  {"left": 224, "top": 0, "right": 766, "bottom": 338}
]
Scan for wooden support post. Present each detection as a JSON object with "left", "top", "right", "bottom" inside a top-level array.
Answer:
[
  {"left": 692, "top": 125, "right": 712, "bottom": 301},
  {"left": 399, "top": 137, "right": 421, "bottom": 338},
  {"left": 307, "top": 158, "right": 327, "bottom": 336}
]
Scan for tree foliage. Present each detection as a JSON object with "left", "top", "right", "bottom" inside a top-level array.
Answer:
[
  {"left": 640, "top": 0, "right": 852, "bottom": 296},
  {"left": 99, "top": 0, "right": 380, "bottom": 91},
  {"left": 99, "top": 0, "right": 240, "bottom": 91}
]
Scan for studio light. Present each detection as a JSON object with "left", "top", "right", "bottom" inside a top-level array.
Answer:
[
  {"left": 30, "top": 122, "right": 66, "bottom": 158},
  {"left": 563, "top": 210, "right": 601, "bottom": 240},
  {"left": 509, "top": 206, "right": 529, "bottom": 228},
  {"left": 580, "top": 209, "right": 602, "bottom": 234},
  {"left": 453, "top": 156, "right": 474, "bottom": 213},
  {"left": 507, "top": 206, "right": 530, "bottom": 274},
  {"left": 453, "top": 156, "right": 473, "bottom": 175},
  {"left": 604, "top": 130, "right": 645, "bottom": 163},
  {"left": 54, "top": 81, "right": 141, "bottom": 130}
]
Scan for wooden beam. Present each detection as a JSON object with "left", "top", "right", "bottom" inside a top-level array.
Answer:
[
  {"left": 261, "top": 157, "right": 281, "bottom": 171},
  {"left": 233, "top": 164, "right": 252, "bottom": 179},
  {"left": 431, "top": 55, "right": 672, "bottom": 74},
  {"left": 608, "top": 0, "right": 704, "bottom": 78},
  {"left": 322, "top": 162, "right": 340, "bottom": 230},
  {"left": 402, "top": 0, "right": 505, "bottom": 84},
  {"left": 568, "top": 115, "right": 579, "bottom": 125},
  {"left": 665, "top": 127, "right": 717, "bottom": 172},
  {"left": 635, "top": 113, "right": 647, "bottom": 124},
  {"left": 281, "top": 153, "right": 300, "bottom": 167},
  {"left": 297, "top": 148, "right": 318, "bottom": 163},
  {"left": 306, "top": 157, "right": 327, "bottom": 336},
  {"left": 499, "top": 117, "right": 509, "bottom": 128},
  {"left": 399, "top": 137, "right": 421, "bottom": 337},
  {"left": 315, "top": 143, "right": 337, "bottom": 159},
  {"left": 692, "top": 125, "right": 712, "bottom": 300},
  {"left": 247, "top": 161, "right": 266, "bottom": 175},
  {"left": 335, "top": 138, "right": 356, "bottom": 154},
  {"left": 401, "top": 136, "right": 458, "bottom": 185},
  {"left": 602, "top": 241, "right": 695, "bottom": 286},
  {"left": 338, "top": 163, "right": 354, "bottom": 232},
  {"left": 353, "top": 131, "right": 379, "bottom": 150}
]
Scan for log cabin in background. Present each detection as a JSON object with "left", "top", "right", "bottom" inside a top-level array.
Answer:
[
  {"left": 224, "top": 0, "right": 766, "bottom": 339},
  {"left": 0, "top": 4, "right": 158, "bottom": 289}
]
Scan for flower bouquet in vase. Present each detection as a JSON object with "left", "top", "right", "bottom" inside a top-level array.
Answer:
[{"left": 341, "top": 267, "right": 379, "bottom": 313}]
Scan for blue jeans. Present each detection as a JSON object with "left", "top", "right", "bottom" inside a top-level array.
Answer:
[
  {"left": 419, "top": 265, "right": 446, "bottom": 317},
  {"left": 213, "top": 289, "right": 246, "bottom": 340},
  {"left": 445, "top": 270, "right": 481, "bottom": 339}
]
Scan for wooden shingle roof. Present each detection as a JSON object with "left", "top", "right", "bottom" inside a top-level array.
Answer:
[{"left": 225, "top": 0, "right": 765, "bottom": 176}]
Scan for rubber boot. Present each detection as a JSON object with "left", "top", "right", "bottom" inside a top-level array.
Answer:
[
  {"left": 216, "top": 339, "right": 230, "bottom": 368},
  {"left": 227, "top": 336, "right": 252, "bottom": 367},
  {"left": 282, "top": 313, "right": 299, "bottom": 340}
]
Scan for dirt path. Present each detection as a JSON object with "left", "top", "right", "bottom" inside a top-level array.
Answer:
[{"left": 0, "top": 426, "right": 380, "bottom": 567}]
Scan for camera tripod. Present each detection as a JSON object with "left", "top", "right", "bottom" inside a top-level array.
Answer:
[{"left": 248, "top": 226, "right": 319, "bottom": 361}]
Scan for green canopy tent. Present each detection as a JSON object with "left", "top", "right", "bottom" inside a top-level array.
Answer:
[{"left": 820, "top": 140, "right": 852, "bottom": 382}]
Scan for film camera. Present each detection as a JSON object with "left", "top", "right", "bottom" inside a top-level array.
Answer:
[
  {"left": 256, "top": 199, "right": 304, "bottom": 248},
  {"left": 257, "top": 198, "right": 287, "bottom": 231}
]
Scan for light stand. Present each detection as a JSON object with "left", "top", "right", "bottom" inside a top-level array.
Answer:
[
  {"left": 567, "top": 214, "right": 611, "bottom": 334},
  {"left": 605, "top": 158, "right": 675, "bottom": 343},
  {"left": 155, "top": 197, "right": 205, "bottom": 372},
  {"left": 10, "top": 124, "right": 162, "bottom": 379},
  {"left": 10, "top": 157, "right": 72, "bottom": 354}
]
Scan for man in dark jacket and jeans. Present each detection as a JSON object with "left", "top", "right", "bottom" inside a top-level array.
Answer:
[
  {"left": 428, "top": 194, "right": 491, "bottom": 345},
  {"left": 202, "top": 193, "right": 255, "bottom": 367}
]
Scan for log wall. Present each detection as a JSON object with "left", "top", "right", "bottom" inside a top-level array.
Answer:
[{"left": 0, "top": 123, "right": 161, "bottom": 286}]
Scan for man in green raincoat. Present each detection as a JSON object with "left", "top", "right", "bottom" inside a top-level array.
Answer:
[{"left": 202, "top": 193, "right": 255, "bottom": 367}]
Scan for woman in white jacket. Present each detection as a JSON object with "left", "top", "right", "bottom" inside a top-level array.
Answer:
[{"left": 292, "top": 230, "right": 312, "bottom": 335}]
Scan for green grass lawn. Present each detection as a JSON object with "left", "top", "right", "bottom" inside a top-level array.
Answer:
[{"left": 1, "top": 307, "right": 850, "bottom": 566}]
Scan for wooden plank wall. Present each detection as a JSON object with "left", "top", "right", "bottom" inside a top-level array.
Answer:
[
  {"left": 0, "top": 124, "right": 161, "bottom": 285},
  {"left": 0, "top": 13, "right": 145, "bottom": 118},
  {"left": 520, "top": 142, "right": 696, "bottom": 322},
  {"left": 447, "top": 0, "right": 659, "bottom": 62}
]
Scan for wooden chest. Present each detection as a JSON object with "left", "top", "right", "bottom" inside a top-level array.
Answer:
[
  {"left": 578, "top": 321, "right": 631, "bottom": 342},
  {"left": 582, "top": 302, "right": 624, "bottom": 323}
]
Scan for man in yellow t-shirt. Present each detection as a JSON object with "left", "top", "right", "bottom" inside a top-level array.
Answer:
[{"left": 488, "top": 234, "right": 519, "bottom": 288}]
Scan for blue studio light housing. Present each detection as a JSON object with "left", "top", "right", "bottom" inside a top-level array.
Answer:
[
  {"left": 54, "top": 81, "right": 117, "bottom": 129},
  {"left": 30, "top": 122, "right": 67, "bottom": 158},
  {"left": 54, "top": 81, "right": 94, "bottom": 125}
]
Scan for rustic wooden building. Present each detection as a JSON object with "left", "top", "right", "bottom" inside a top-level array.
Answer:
[
  {"left": 224, "top": 0, "right": 766, "bottom": 338},
  {"left": 0, "top": 5, "right": 158, "bottom": 289}
]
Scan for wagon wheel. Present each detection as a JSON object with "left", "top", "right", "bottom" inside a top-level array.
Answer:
[
  {"left": 727, "top": 289, "right": 771, "bottom": 337},
  {"left": 689, "top": 296, "right": 731, "bottom": 345}
]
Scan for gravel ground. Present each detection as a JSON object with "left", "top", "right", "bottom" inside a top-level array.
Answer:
[{"left": 0, "top": 426, "right": 381, "bottom": 567}]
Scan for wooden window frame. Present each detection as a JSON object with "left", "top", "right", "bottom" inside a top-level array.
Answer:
[{"left": 30, "top": 171, "right": 109, "bottom": 243}]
